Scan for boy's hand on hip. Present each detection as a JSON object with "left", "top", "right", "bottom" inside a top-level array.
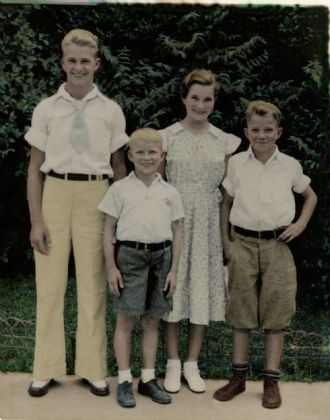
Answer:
[
  {"left": 163, "top": 272, "right": 177, "bottom": 298},
  {"left": 278, "top": 222, "right": 306, "bottom": 243},
  {"left": 108, "top": 267, "right": 124, "bottom": 297}
]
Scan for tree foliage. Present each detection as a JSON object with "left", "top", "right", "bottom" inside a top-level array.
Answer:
[{"left": 0, "top": 3, "right": 329, "bottom": 309}]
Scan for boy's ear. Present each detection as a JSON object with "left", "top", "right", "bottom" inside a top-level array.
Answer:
[
  {"left": 127, "top": 149, "right": 133, "bottom": 162},
  {"left": 277, "top": 127, "right": 283, "bottom": 139}
]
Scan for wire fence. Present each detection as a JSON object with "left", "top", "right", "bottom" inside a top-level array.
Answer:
[{"left": 1, "top": 316, "right": 329, "bottom": 381}]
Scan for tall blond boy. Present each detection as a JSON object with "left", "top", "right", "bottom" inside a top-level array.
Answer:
[{"left": 26, "top": 29, "right": 128, "bottom": 397}]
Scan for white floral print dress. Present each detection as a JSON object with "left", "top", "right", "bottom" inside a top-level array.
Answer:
[{"left": 159, "top": 122, "right": 240, "bottom": 325}]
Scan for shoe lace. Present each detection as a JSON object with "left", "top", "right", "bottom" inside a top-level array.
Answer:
[
  {"left": 122, "top": 381, "right": 133, "bottom": 396},
  {"left": 226, "top": 374, "right": 244, "bottom": 390}
]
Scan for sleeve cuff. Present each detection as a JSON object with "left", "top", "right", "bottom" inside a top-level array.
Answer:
[{"left": 24, "top": 127, "right": 47, "bottom": 151}]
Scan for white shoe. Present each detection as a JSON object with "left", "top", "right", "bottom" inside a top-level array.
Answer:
[
  {"left": 164, "top": 362, "right": 181, "bottom": 393},
  {"left": 183, "top": 363, "right": 206, "bottom": 393}
]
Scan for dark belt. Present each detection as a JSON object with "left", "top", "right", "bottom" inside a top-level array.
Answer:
[
  {"left": 234, "top": 225, "right": 286, "bottom": 240},
  {"left": 48, "top": 170, "right": 108, "bottom": 181},
  {"left": 117, "top": 240, "right": 171, "bottom": 252}
]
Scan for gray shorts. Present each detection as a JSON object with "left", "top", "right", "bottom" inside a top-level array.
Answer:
[
  {"left": 225, "top": 232, "right": 297, "bottom": 330},
  {"left": 114, "top": 244, "right": 172, "bottom": 317}
]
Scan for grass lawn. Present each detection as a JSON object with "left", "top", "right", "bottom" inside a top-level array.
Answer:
[{"left": 0, "top": 275, "right": 329, "bottom": 381}]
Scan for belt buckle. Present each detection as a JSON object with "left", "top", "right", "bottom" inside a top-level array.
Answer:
[
  {"left": 144, "top": 243, "right": 150, "bottom": 252},
  {"left": 258, "top": 231, "right": 262, "bottom": 239},
  {"left": 96, "top": 175, "right": 102, "bottom": 181}
]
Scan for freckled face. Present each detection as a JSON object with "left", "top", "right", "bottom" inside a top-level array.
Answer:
[
  {"left": 62, "top": 44, "right": 100, "bottom": 91},
  {"left": 244, "top": 114, "right": 282, "bottom": 159},
  {"left": 182, "top": 83, "right": 215, "bottom": 124}
]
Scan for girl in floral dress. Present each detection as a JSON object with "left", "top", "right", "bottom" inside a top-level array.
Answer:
[{"left": 159, "top": 69, "right": 240, "bottom": 394}]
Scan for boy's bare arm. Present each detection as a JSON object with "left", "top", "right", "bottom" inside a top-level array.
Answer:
[
  {"left": 111, "top": 147, "right": 127, "bottom": 181},
  {"left": 278, "top": 185, "right": 318, "bottom": 243},
  {"left": 220, "top": 189, "right": 234, "bottom": 260},
  {"left": 27, "top": 146, "right": 51, "bottom": 255},
  {"left": 103, "top": 215, "right": 123, "bottom": 296},
  {"left": 164, "top": 219, "right": 182, "bottom": 298}
]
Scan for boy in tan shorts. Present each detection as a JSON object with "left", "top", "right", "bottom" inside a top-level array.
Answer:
[{"left": 213, "top": 100, "right": 317, "bottom": 408}]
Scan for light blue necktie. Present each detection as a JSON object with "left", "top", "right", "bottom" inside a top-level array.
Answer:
[{"left": 70, "top": 100, "right": 89, "bottom": 153}]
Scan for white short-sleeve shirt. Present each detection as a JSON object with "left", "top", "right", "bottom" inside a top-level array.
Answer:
[
  {"left": 25, "top": 84, "right": 129, "bottom": 177},
  {"left": 98, "top": 172, "right": 185, "bottom": 243},
  {"left": 223, "top": 146, "right": 311, "bottom": 230}
]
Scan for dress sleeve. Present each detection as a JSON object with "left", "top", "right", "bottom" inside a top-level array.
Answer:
[
  {"left": 224, "top": 133, "right": 241, "bottom": 155},
  {"left": 158, "top": 128, "right": 168, "bottom": 152}
]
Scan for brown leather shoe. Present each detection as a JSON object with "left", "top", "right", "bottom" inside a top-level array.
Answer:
[
  {"left": 262, "top": 377, "right": 281, "bottom": 409},
  {"left": 213, "top": 372, "right": 246, "bottom": 401}
]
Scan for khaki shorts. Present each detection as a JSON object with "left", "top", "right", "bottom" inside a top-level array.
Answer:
[
  {"left": 114, "top": 244, "right": 172, "bottom": 317},
  {"left": 225, "top": 232, "right": 297, "bottom": 330}
]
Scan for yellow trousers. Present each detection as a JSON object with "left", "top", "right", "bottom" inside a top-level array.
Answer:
[{"left": 33, "top": 176, "right": 108, "bottom": 380}]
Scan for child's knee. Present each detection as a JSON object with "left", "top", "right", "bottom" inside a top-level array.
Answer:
[
  {"left": 264, "top": 329, "right": 283, "bottom": 335},
  {"left": 141, "top": 314, "right": 159, "bottom": 331},
  {"left": 116, "top": 313, "right": 134, "bottom": 333}
]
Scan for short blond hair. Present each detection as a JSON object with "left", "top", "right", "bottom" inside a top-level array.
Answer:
[
  {"left": 61, "top": 29, "right": 99, "bottom": 55},
  {"left": 245, "top": 100, "right": 282, "bottom": 125},
  {"left": 181, "top": 69, "right": 220, "bottom": 98},
  {"left": 129, "top": 128, "right": 163, "bottom": 148}
]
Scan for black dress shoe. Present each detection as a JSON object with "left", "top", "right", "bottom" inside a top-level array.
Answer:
[
  {"left": 138, "top": 379, "right": 171, "bottom": 404},
  {"left": 82, "top": 379, "right": 110, "bottom": 396},
  {"left": 117, "top": 381, "right": 136, "bottom": 408},
  {"left": 28, "top": 379, "right": 54, "bottom": 397}
]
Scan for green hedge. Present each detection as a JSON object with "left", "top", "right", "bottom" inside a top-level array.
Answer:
[{"left": 0, "top": 3, "right": 329, "bottom": 311}]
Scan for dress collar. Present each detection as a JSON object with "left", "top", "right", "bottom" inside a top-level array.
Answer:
[{"left": 168, "top": 122, "right": 219, "bottom": 138}]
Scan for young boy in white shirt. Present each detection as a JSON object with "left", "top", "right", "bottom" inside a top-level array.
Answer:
[
  {"left": 213, "top": 100, "right": 317, "bottom": 409},
  {"left": 98, "top": 128, "right": 184, "bottom": 408}
]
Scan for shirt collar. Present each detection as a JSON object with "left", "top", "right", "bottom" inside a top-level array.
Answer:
[
  {"left": 245, "top": 145, "right": 284, "bottom": 164},
  {"left": 168, "top": 122, "right": 219, "bottom": 138},
  {"left": 128, "top": 171, "right": 163, "bottom": 186},
  {"left": 54, "top": 83, "right": 103, "bottom": 103}
]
